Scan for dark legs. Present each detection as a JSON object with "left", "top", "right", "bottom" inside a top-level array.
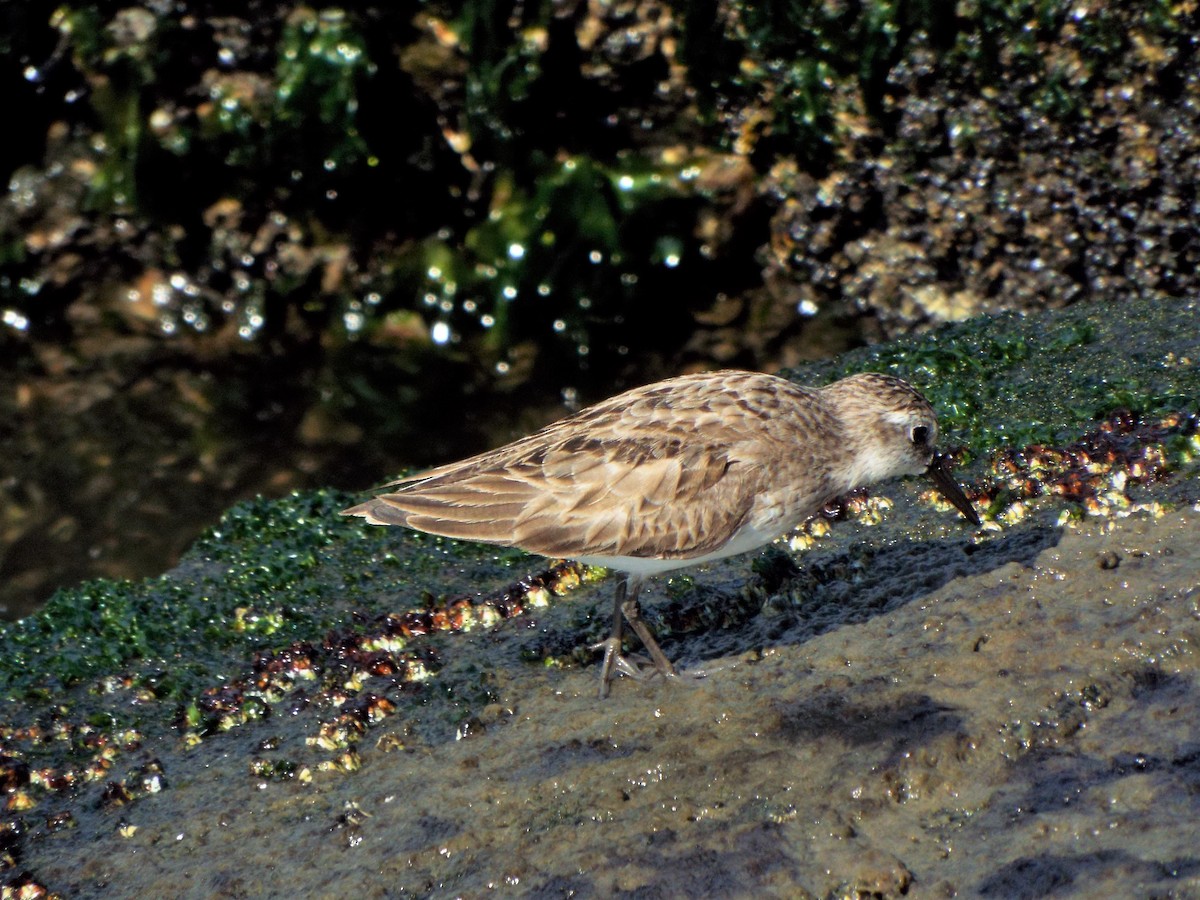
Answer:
[
  {"left": 595, "top": 574, "right": 677, "bottom": 698},
  {"left": 595, "top": 577, "right": 629, "bottom": 698},
  {"left": 620, "top": 578, "right": 678, "bottom": 680}
]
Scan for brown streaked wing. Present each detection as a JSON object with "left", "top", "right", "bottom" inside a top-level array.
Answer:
[{"left": 350, "top": 436, "right": 759, "bottom": 561}]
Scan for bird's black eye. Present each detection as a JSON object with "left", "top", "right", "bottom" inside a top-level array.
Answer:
[{"left": 910, "top": 425, "right": 930, "bottom": 446}]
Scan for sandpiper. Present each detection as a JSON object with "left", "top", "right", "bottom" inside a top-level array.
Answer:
[{"left": 342, "top": 370, "right": 980, "bottom": 697}]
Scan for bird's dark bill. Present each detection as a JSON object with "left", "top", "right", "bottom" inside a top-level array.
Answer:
[{"left": 927, "top": 454, "right": 981, "bottom": 526}]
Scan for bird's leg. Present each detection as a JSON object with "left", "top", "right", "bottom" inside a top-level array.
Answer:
[
  {"left": 593, "top": 576, "right": 679, "bottom": 698},
  {"left": 619, "top": 578, "right": 677, "bottom": 683},
  {"left": 595, "top": 574, "right": 642, "bottom": 698}
]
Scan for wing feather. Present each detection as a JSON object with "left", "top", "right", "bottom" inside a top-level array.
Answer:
[{"left": 346, "top": 437, "right": 759, "bottom": 560}]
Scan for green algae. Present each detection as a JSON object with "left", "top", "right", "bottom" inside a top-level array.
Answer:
[
  {"left": 273, "top": 9, "right": 373, "bottom": 168},
  {"left": 0, "top": 489, "right": 529, "bottom": 701},
  {"left": 7, "top": 1, "right": 718, "bottom": 384},
  {"left": 789, "top": 299, "right": 1200, "bottom": 462}
]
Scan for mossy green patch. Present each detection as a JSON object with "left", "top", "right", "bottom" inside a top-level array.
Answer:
[
  {"left": 787, "top": 299, "right": 1200, "bottom": 462},
  {"left": 0, "top": 489, "right": 534, "bottom": 701}
]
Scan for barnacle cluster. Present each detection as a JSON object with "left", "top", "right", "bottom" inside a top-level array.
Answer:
[
  {"left": 969, "top": 409, "right": 1197, "bottom": 527},
  {"left": 180, "top": 561, "right": 589, "bottom": 774},
  {"left": 1, "top": 715, "right": 147, "bottom": 817},
  {"left": 786, "top": 490, "right": 895, "bottom": 554}
]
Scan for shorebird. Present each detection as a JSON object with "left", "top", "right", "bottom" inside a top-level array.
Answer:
[{"left": 342, "top": 370, "right": 980, "bottom": 697}]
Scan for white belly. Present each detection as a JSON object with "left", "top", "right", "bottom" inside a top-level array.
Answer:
[{"left": 575, "top": 520, "right": 784, "bottom": 577}]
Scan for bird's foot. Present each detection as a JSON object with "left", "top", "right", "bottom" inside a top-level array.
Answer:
[
  {"left": 592, "top": 637, "right": 649, "bottom": 698},
  {"left": 591, "top": 638, "right": 680, "bottom": 698}
]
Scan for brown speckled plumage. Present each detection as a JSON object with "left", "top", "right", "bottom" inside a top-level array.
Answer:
[{"left": 343, "top": 369, "right": 979, "bottom": 697}]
